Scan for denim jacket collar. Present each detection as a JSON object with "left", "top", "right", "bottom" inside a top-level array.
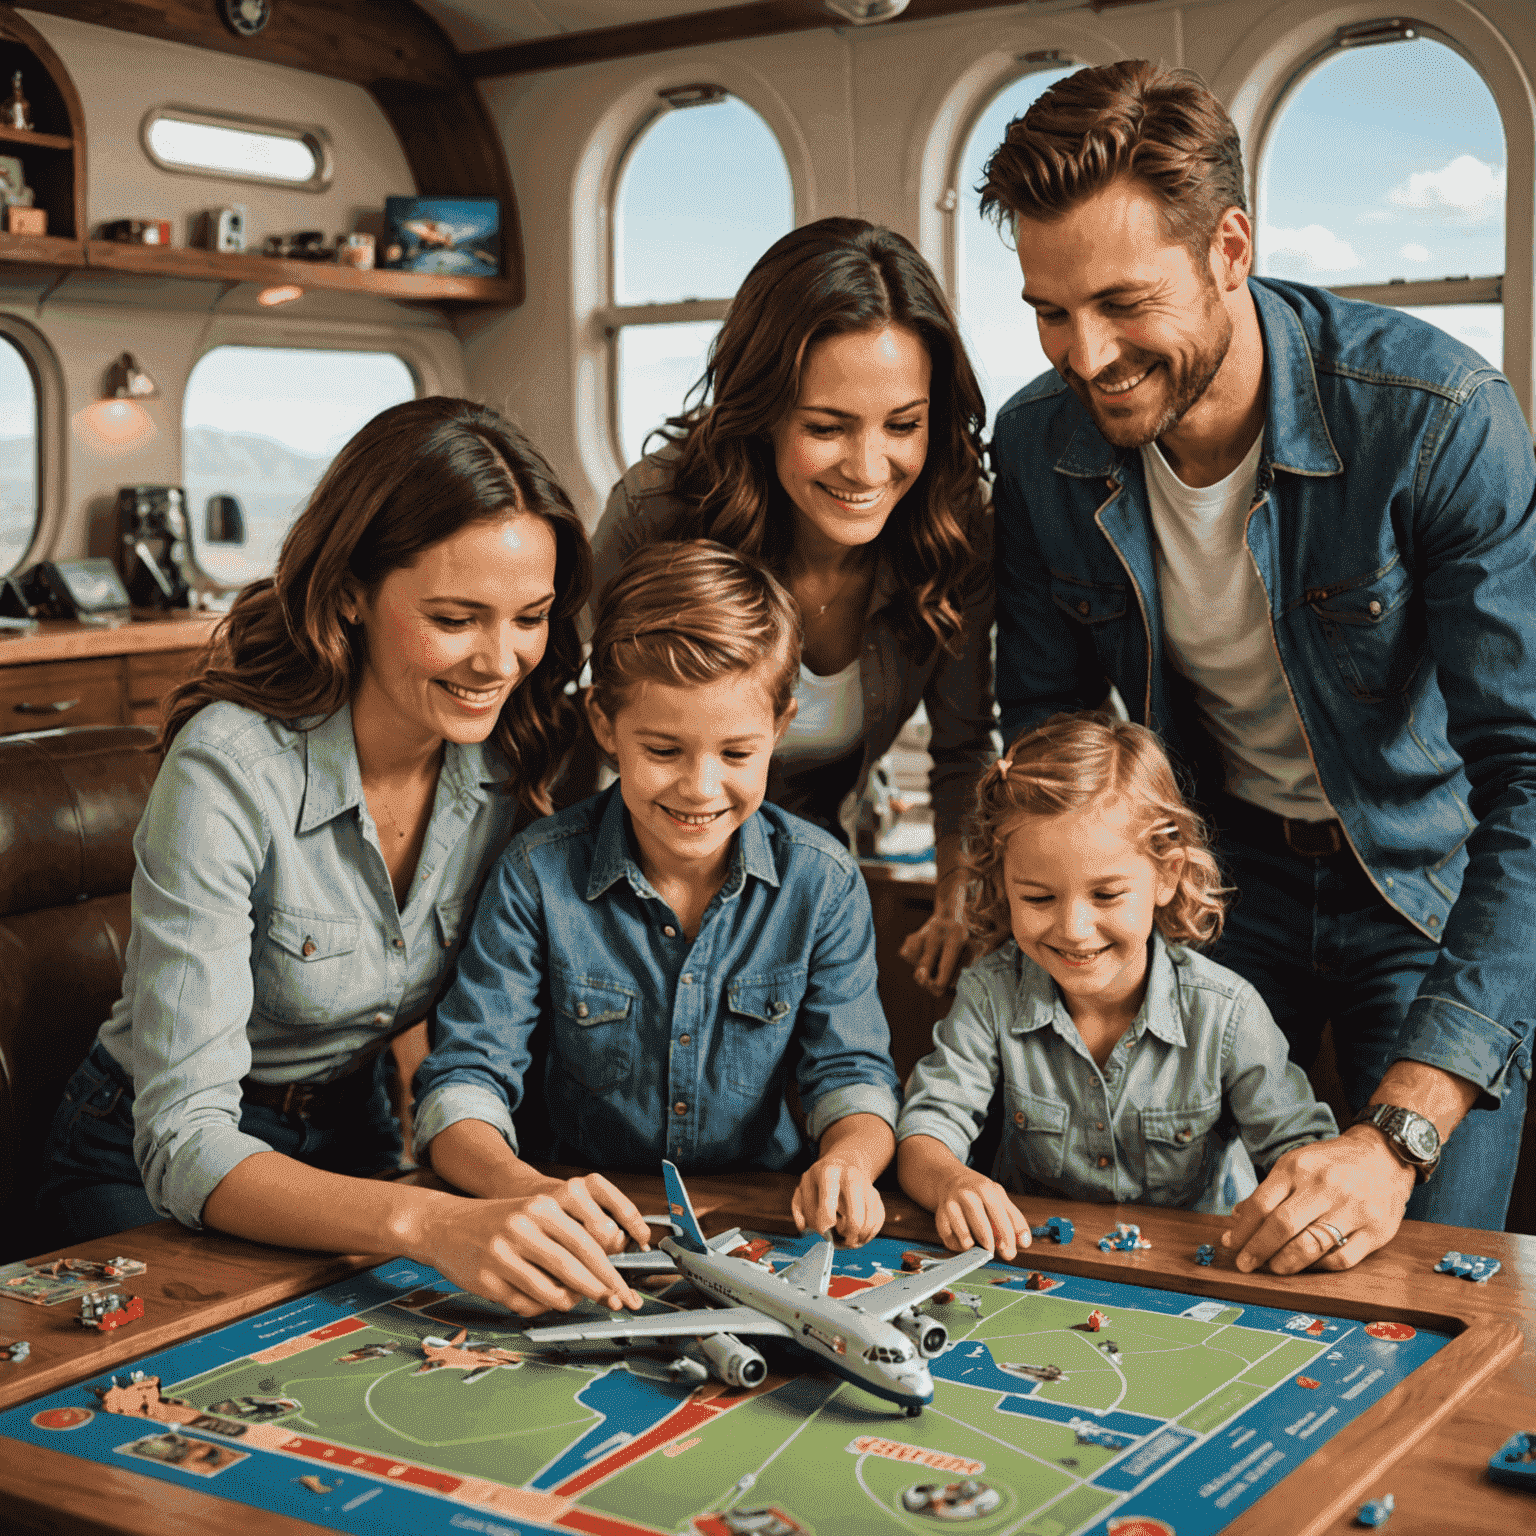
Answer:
[
  {"left": 1054, "top": 279, "right": 1344, "bottom": 482},
  {"left": 297, "top": 704, "right": 494, "bottom": 834},
  {"left": 584, "top": 785, "right": 781, "bottom": 904},
  {"left": 1008, "top": 932, "right": 1186, "bottom": 1048}
]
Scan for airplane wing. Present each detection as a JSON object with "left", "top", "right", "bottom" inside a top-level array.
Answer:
[
  {"left": 840, "top": 1247, "right": 994, "bottom": 1321},
  {"left": 777, "top": 1240, "right": 834, "bottom": 1294},
  {"left": 526, "top": 1305, "right": 795, "bottom": 1345},
  {"left": 609, "top": 1227, "right": 744, "bottom": 1273}
]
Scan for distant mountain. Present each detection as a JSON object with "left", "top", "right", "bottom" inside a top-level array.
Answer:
[
  {"left": 183, "top": 428, "right": 333, "bottom": 491},
  {"left": 0, "top": 435, "right": 36, "bottom": 486}
]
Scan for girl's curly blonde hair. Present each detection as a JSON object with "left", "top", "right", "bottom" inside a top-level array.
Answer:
[{"left": 965, "top": 712, "right": 1227, "bottom": 955}]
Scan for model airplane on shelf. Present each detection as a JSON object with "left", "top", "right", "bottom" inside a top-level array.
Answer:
[{"left": 525, "top": 1161, "right": 992, "bottom": 1415}]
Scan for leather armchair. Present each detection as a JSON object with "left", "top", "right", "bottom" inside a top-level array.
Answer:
[{"left": 0, "top": 726, "right": 157, "bottom": 1260}]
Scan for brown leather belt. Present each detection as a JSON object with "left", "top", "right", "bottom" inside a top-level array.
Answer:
[
  {"left": 1214, "top": 794, "right": 1347, "bottom": 860},
  {"left": 240, "top": 1062, "right": 372, "bottom": 1122}
]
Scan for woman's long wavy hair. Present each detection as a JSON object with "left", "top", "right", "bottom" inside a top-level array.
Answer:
[
  {"left": 965, "top": 712, "right": 1228, "bottom": 955},
  {"left": 655, "top": 217, "right": 987, "bottom": 650},
  {"left": 161, "top": 396, "right": 592, "bottom": 818}
]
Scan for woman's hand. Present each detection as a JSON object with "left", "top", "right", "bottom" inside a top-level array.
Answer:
[
  {"left": 521, "top": 1170, "right": 657, "bottom": 1256},
  {"left": 899, "top": 912, "right": 969, "bottom": 997},
  {"left": 932, "top": 1169, "right": 1031, "bottom": 1261},
  {"left": 792, "top": 1156, "right": 886, "bottom": 1247},
  {"left": 421, "top": 1186, "right": 649, "bottom": 1317}
]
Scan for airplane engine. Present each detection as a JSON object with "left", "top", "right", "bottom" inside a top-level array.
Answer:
[
  {"left": 896, "top": 1310, "right": 948, "bottom": 1358},
  {"left": 687, "top": 1332, "right": 767, "bottom": 1388}
]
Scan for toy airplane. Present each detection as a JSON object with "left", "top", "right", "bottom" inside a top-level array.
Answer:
[{"left": 524, "top": 1161, "right": 992, "bottom": 1416}]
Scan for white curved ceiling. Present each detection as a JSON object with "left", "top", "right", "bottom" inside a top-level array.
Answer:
[{"left": 418, "top": 0, "right": 737, "bottom": 50}]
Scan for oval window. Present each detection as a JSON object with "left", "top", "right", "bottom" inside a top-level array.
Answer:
[
  {"left": 0, "top": 335, "right": 39, "bottom": 576},
  {"left": 144, "top": 109, "right": 330, "bottom": 189}
]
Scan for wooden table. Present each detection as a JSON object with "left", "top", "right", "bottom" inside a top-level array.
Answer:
[{"left": 0, "top": 1179, "right": 1530, "bottom": 1536}]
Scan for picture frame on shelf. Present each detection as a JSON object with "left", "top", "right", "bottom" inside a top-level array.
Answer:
[{"left": 381, "top": 196, "right": 500, "bottom": 277}]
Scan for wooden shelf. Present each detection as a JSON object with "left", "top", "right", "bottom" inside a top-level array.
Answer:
[
  {"left": 0, "top": 122, "right": 70, "bottom": 151},
  {"left": 0, "top": 231, "right": 518, "bottom": 304}
]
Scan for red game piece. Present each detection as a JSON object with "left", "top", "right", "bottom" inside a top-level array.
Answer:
[
  {"left": 1296, "top": 1376, "right": 1321, "bottom": 1389},
  {"left": 1365, "top": 1321, "right": 1417, "bottom": 1342},
  {"left": 1084, "top": 1309, "right": 1108, "bottom": 1332}
]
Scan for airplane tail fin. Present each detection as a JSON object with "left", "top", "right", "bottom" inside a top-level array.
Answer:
[{"left": 661, "top": 1160, "right": 709, "bottom": 1253}]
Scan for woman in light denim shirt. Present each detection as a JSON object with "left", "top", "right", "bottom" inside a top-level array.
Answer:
[
  {"left": 593, "top": 219, "right": 996, "bottom": 1001},
  {"left": 898, "top": 715, "right": 1336, "bottom": 1258},
  {"left": 40, "top": 399, "right": 653, "bottom": 1319}
]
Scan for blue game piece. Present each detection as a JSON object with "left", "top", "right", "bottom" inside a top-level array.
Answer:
[
  {"left": 1488, "top": 1431, "right": 1536, "bottom": 1491},
  {"left": 1195, "top": 1244, "right": 1215, "bottom": 1266},
  {"left": 0, "top": 1340, "right": 28, "bottom": 1363},
  {"left": 1435, "top": 1250, "right": 1501, "bottom": 1283},
  {"left": 1031, "top": 1217, "right": 1073, "bottom": 1245},
  {"left": 1355, "top": 1493, "right": 1394, "bottom": 1526}
]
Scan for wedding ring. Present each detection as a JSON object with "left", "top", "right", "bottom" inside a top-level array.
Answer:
[{"left": 1314, "top": 1221, "right": 1347, "bottom": 1253}]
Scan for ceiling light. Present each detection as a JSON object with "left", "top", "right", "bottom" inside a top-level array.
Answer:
[{"left": 257, "top": 284, "right": 305, "bottom": 307}]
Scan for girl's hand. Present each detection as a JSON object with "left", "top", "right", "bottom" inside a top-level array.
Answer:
[
  {"left": 899, "top": 913, "right": 969, "bottom": 997},
  {"left": 792, "top": 1156, "right": 886, "bottom": 1247},
  {"left": 421, "top": 1189, "right": 648, "bottom": 1318},
  {"left": 934, "top": 1170, "right": 1031, "bottom": 1261}
]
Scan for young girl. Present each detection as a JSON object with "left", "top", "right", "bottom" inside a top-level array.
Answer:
[
  {"left": 897, "top": 713, "right": 1336, "bottom": 1259},
  {"left": 413, "top": 540, "right": 901, "bottom": 1253}
]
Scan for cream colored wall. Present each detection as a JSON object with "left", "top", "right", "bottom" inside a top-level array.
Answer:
[
  {"left": 464, "top": 0, "right": 1536, "bottom": 527},
  {"left": 7, "top": 10, "right": 466, "bottom": 569}
]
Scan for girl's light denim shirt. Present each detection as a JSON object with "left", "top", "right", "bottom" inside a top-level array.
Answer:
[
  {"left": 95, "top": 701, "right": 517, "bottom": 1229},
  {"left": 413, "top": 784, "right": 901, "bottom": 1173},
  {"left": 898, "top": 932, "right": 1337, "bottom": 1213}
]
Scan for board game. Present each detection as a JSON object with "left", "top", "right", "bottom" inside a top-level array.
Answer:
[{"left": 0, "top": 1232, "right": 1455, "bottom": 1536}]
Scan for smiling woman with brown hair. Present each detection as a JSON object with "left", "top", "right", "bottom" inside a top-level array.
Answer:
[
  {"left": 39, "top": 397, "right": 654, "bottom": 1319},
  {"left": 593, "top": 217, "right": 997, "bottom": 997}
]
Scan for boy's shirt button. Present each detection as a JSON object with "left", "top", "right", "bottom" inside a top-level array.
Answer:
[
  {"left": 674, "top": 1101, "right": 688, "bottom": 1115},
  {"left": 1096, "top": 1121, "right": 1104, "bottom": 1131},
  {"left": 664, "top": 925, "right": 677, "bottom": 937},
  {"left": 1013, "top": 1111, "right": 1024, "bottom": 1126},
  {"left": 392, "top": 938, "right": 405, "bottom": 951},
  {"left": 1097, "top": 1156, "right": 1110, "bottom": 1168}
]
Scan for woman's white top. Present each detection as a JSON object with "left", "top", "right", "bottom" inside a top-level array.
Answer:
[{"left": 775, "top": 658, "right": 865, "bottom": 762}]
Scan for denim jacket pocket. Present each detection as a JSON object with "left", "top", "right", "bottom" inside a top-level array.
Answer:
[
  {"left": 725, "top": 964, "right": 808, "bottom": 1094},
  {"left": 1141, "top": 1098, "right": 1222, "bottom": 1206},
  {"left": 1305, "top": 557, "right": 1421, "bottom": 702},
  {"left": 1049, "top": 573, "right": 1128, "bottom": 627},
  {"left": 551, "top": 972, "right": 636, "bottom": 1095},
  {"left": 255, "top": 906, "right": 361, "bottom": 1023},
  {"left": 997, "top": 1086, "right": 1069, "bottom": 1187}
]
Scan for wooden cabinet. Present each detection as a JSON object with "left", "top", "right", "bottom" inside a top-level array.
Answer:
[{"left": 0, "top": 615, "right": 217, "bottom": 738}]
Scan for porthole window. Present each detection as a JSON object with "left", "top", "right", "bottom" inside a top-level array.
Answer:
[
  {"left": 608, "top": 91, "right": 793, "bottom": 469},
  {"left": 182, "top": 347, "right": 416, "bottom": 588},
  {"left": 952, "top": 64, "right": 1076, "bottom": 423},
  {"left": 143, "top": 107, "right": 332, "bottom": 190},
  {"left": 0, "top": 336, "right": 38, "bottom": 576},
  {"left": 1258, "top": 31, "right": 1505, "bottom": 367}
]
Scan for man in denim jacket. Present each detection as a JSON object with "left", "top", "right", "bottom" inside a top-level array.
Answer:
[{"left": 985, "top": 61, "right": 1534, "bottom": 1270}]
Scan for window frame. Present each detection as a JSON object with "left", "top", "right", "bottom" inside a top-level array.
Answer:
[
  {"left": 0, "top": 314, "right": 62, "bottom": 578},
  {"left": 141, "top": 105, "right": 334, "bottom": 192}
]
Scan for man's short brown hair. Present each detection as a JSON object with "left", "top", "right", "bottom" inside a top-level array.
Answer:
[{"left": 979, "top": 60, "right": 1247, "bottom": 257}]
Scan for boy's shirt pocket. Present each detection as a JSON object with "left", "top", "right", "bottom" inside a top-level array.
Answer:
[
  {"left": 724, "top": 965, "right": 808, "bottom": 1094},
  {"left": 997, "top": 1086, "right": 1069, "bottom": 1188},
  {"left": 551, "top": 970, "right": 638, "bottom": 1094},
  {"left": 1140, "top": 1098, "right": 1224, "bottom": 1207}
]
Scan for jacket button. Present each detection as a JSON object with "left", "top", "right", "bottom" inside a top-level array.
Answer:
[
  {"left": 681, "top": 973, "right": 694, "bottom": 985},
  {"left": 373, "top": 1012, "right": 388, "bottom": 1025},
  {"left": 1427, "top": 914, "right": 1439, "bottom": 927},
  {"left": 664, "top": 925, "right": 677, "bottom": 937},
  {"left": 1077, "top": 600, "right": 1090, "bottom": 615},
  {"left": 772, "top": 1001, "right": 789, "bottom": 1015},
  {"left": 1175, "top": 1128, "right": 1193, "bottom": 1142},
  {"left": 1097, "top": 1156, "right": 1110, "bottom": 1168},
  {"left": 1368, "top": 599, "right": 1383, "bottom": 617},
  {"left": 1096, "top": 1121, "right": 1104, "bottom": 1131},
  {"left": 392, "top": 938, "right": 404, "bottom": 950},
  {"left": 679, "top": 1034, "right": 691, "bottom": 1046},
  {"left": 1013, "top": 1111, "right": 1025, "bottom": 1126},
  {"left": 674, "top": 1101, "right": 688, "bottom": 1115},
  {"left": 575, "top": 1002, "right": 589, "bottom": 1018},
  {"left": 301, "top": 939, "right": 316, "bottom": 957}
]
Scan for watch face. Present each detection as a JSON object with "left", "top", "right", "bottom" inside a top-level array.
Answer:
[
  {"left": 1402, "top": 1117, "right": 1440, "bottom": 1160},
  {"left": 221, "top": 0, "right": 271, "bottom": 38}
]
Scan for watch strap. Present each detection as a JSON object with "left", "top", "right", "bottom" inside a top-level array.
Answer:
[{"left": 1353, "top": 1104, "right": 1440, "bottom": 1183}]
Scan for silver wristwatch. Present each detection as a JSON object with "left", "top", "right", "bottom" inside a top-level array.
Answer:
[{"left": 1353, "top": 1104, "right": 1441, "bottom": 1182}]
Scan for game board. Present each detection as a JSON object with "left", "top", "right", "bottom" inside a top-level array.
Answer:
[{"left": 0, "top": 1233, "right": 1460, "bottom": 1536}]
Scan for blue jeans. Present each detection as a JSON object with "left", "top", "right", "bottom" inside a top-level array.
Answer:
[
  {"left": 1207, "top": 803, "right": 1531, "bottom": 1230},
  {"left": 37, "top": 1043, "right": 403, "bottom": 1247}
]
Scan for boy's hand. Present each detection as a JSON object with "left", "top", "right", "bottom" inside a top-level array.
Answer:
[
  {"left": 792, "top": 1157, "right": 886, "bottom": 1247},
  {"left": 934, "top": 1169, "right": 1030, "bottom": 1261}
]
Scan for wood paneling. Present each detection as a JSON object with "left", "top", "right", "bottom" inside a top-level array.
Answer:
[{"left": 0, "top": 6, "right": 87, "bottom": 238}]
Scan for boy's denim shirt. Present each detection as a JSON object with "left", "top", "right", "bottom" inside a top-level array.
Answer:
[
  {"left": 413, "top": 785, "right": 901, "bottom": 1172},
  {"left": 898, "top": 933, "right": 1338, "bottom": 1211},
  {"left": 991, "top": 278, "right": 1536, "bottom": 1107},
  {"left": 95, "top": 701, "right": 515, "bottom": 1229}
]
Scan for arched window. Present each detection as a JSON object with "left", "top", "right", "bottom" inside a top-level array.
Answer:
[
  {"left": 608, "top": 89, "right": 793, "bottom": 470},
  {"left": 1258, "top": 27, "right": 1505, "bottom": 368},
  {"left": 952, "top": 64, "right": 1076, "bottom": 424},
  {"left": 182, "top": 346, "right": 416, "bottom": 588},
  {"left": 0, "top": 335, "right": 38, "bottom": 576}
]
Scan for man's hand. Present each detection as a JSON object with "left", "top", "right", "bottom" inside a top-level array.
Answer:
[
  {"left": 1221, "top": 1129, "right": 1415, "bottom": 1274},
  {"left": 792, "top": 1157, "right": 885, "bottom": 1246},
  {"left": 899, "top": 913, "right": 969, "bottom": 997}
]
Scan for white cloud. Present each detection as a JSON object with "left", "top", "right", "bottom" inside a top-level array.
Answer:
[
  {"left": 1259, "top": 223, "right": 1362, "bottom": 275},
  {"left": 1357, "top": 209, "right": 1397, "bottom": 225},
  {"left": 1388, "top": 155, "right": 1504, "bottom": 217},
  {"left": 1400, "top": 243, "right": 1431, "bottom": 263}
]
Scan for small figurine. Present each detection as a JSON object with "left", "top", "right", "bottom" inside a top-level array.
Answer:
[
  {"left": 1487, "top": 1431, "right": 1536, "bottom": 1491},
  {"left": 5, "top": 72, "right": 32, "bottom": 132},
  {"left": 80, "top": 1289, "right": 144, "bottom": 1331},
  {"left": 1195, "top": 1244, "right": 1216, "bottom": 1266},
  {"left": 1355, "top": 1493, "right": 1394, "bottom": 1526},
  {"left": 1083, "top": 1309, "right": 1109, "bottom": 1333},
  {"left": 1435, "top": 1250, "right": 1501, "bottom": 1283},
  {"left": 1097, "top": 1340, "right": 1123, "bottom": 1365},
  {"left": 1025, "top": 1271, "right": 1051, "bottom": 1290},
  {"left": 1031, "top": 1217, "right": 1074, "bottom": 1244},
  {"left": 0, "top": 1339, "right": 29, "bottom": 1363},
  {"left": 1098, "top": 1222, "right": 1151, "bottom": 1253}
]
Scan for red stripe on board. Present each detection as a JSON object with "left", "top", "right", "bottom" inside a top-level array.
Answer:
[
  {"left": 278, "top": 1434, "right": 462, "bottom": 1493},
  {"left": 309, "top": 1318, "right": 369, "bottom": 1341},
  {"left": 557, "top": 1508, "right": 675, "bottom": 1536},
  {"left": 554, "top": 1401, "right": 723, "bottom": 1497}
]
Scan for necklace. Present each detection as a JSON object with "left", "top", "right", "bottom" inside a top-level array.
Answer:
[{"left": 791, "top": 550, "right": 873, "bottom": 619}]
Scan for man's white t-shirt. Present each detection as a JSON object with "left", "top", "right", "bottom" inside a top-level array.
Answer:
[{"left": 1141, "top": 433, "right": 1334, "bottom": 822}]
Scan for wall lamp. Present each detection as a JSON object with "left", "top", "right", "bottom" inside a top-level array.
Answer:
[
  {"left": 104, "top": 351, "right": 158, "bottom": 400},
  {"left": 824, "top": 0, "right": 910, "bottom": 22}
]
